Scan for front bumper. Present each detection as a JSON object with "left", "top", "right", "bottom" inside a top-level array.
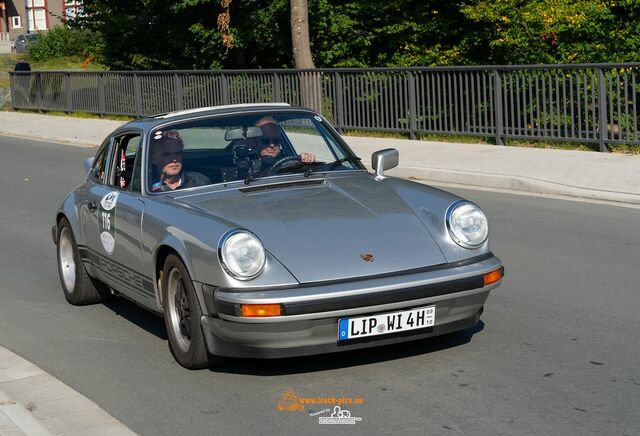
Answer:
[{"left": 199, "top": 254, "right": 503, "bottom": 358}]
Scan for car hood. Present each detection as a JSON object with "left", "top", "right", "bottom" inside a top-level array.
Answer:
[{"left": 177, "top": 175, "right": 447, "bottom": 283}]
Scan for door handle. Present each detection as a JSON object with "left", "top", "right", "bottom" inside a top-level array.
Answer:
[{"left": 88, "top": 201, "right": 98, "bottom": 213}]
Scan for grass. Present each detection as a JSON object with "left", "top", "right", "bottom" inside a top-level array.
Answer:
[
  {"left": 0, "top": 53, "right": 25, "bottom": 90},
  {"left": 0, "top": 54, "right": 25, "bottom": 109},
  {"left": 30, "top": 55, "right": 106, "bottom": 71},
  {"left": 0, "top": 53, "right": 126, "bottom": 119},
  {"left": 0, "top": 53, "right": 104, "bottom": 86},
  {"left": 342, "top": 129, "right": 491, "bottom": 144},
  {"left": 0, "top": 53, "right": 106, "bottom": 109}
]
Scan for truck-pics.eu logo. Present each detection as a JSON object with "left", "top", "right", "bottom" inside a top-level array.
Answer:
[{"left": 276, "top": 389, "right": 364, "bottom": 424}]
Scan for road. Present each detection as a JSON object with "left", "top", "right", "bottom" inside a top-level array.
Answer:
[{"left": 0, "top": 135, "right": 638, "bottom": 435}]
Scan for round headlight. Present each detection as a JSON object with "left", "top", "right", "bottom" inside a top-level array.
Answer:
[
  {"left": 446, "top": 201, "right": 489, "bottom": 248},
  {"left": 218, "top": 230, "right": 266, "bottom": 280}
]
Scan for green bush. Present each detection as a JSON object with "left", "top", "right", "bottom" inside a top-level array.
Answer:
[{"left": 27, "top": 26, "right": 100, "bottom": 63}]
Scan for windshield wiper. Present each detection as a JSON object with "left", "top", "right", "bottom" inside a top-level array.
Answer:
[
  {"left": 244, "top": 173, "right": 257, "bottom": 185},
  {"left": 327, "top": 156, "right": 362, "bottom": 168},
  {"left": 275, "top": 160, "right": 320, "bottom": 176},
  {"left": 276, "top": 155, "right": 361, "bottom": 178}
]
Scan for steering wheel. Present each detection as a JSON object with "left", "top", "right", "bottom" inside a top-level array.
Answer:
[{"left": 266, "top": 155, "right": 301, "bottom": 175}]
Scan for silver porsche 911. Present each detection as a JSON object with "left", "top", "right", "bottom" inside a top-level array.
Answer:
[{"left": 53, "top": 103, "right": 504, "bottom": 369}]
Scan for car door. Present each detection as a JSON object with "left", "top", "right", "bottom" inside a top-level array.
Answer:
[
  {"left": 82, "top": 131, "right": 155, "bottom": 307},
  {"left": 80, "top": 136, "right": 115, "bottom": 282}
]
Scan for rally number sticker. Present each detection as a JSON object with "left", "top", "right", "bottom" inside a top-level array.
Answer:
[{"left": 99, "top": 191, "right": 118, "bottom": 254}]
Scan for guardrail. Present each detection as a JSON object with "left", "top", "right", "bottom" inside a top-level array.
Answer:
[{"left": 9, "top": 64, "right": 640, "bottom": 151}]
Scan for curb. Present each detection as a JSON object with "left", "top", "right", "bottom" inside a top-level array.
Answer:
[
  {"left": 0, "top": 389, "right": 53, "bottom": 435},
  {"left": 0, "top": 130, "right": 99, "bottom": 148},
  {"left": 1, "top": 124, "right": 638, "bottom": 205},
  {"left": 386, "top": 165, "right": 640, "bottom": 205},
  {"left": 0, "top": 345, "right": 136, "bottom": 435}
]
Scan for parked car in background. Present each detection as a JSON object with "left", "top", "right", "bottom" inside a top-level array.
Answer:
[
  {"left": 53, "top": 103, "right": 504, "bottom": 369},
  {"left": 14, "top": 34, "right": 39, "bottom": 54}
]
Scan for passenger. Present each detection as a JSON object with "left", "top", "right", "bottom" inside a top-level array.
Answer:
[
  {"left": 255, "top": 117, "right": 315, "bottom": 171},
  {"left": 150, "top": 130, "right": 210, "bottom": 191}
]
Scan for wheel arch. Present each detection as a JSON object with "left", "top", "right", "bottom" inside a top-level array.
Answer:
[
  {"left": 153, "top": 240, "right": 200, "bottom": 312},
  {"left": 56, "top": 193, "right": 83, "bottom": 245},
  {"left": 55, "top": 212, "right": 81, "bottom": 245}
]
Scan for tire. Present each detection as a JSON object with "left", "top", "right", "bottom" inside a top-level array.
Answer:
[
  {"left": 161, "top": 254, "right": 221, "bottom": 369},
  {"left": 56, "top": 218, "right": 110, "bottom": 305}
]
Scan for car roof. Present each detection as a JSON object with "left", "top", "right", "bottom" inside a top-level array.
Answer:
[{"left": 116, "top": 103, "right": 319, "bottom": 133}]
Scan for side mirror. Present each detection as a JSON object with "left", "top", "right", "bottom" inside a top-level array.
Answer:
[
  {"left": 371, "top": 148, "right": 399, "bottom": 180},
  {"left": 84, "top": 157, "right": 94, "bottom": 176}
]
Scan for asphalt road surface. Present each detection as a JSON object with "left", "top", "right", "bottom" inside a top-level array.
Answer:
[{"left": 0, "top": 135, "right": 638, "bottom": 436}]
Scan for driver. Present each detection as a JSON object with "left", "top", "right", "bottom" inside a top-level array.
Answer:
[
  {"left": 150, "top": 130, "right": 211, "bottom": 191},
  {"left": 255, "top": 117, "right": 315, "bottom": 171}
]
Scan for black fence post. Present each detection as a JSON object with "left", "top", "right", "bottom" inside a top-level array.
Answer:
[
  {"left": 273, "top": 73, "right": 281, "bottom": 102},
  {"left": 133, "top": 73, "right": 143, "bottom": 117},
  {"left": 493, "top": 69, "right": 504, "bottom": 145},
  {"left": 9, "top": 73, "right": 16, "bottom": 110},
  {"left": 65, "top": 73, "right": 72, "bottom": 114},
  {"left": 221, "top": 73, "right": 230, "bottom": 105},
  {"left": 597, "top": 68, "right": 609, "bottom": 152},
  {"left": 36, "top": 72, "right": 43, "bottom": 113},
  {"left": 174, "top": 73, "right": 183, "bottom": 111},
  {"left": 97, "top": 73, "right": 106, "bottom": 117},
  {"left": 335, "top": 72, "right": 345, "bottom": 133},
  {"left": 408, "top": 72, "right": 418, "bottom": 140}
]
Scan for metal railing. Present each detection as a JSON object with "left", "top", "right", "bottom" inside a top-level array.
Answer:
[{"left": 9, "top": 64, "right": 640, "bottom": 151}]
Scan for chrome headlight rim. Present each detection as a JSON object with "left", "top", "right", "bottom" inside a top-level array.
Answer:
[
  {"left": 445, "top": 200, "right": 489, "bottom": 249},
  {"left": 217, "top": 229, "right": 266, "bottom": 280}
]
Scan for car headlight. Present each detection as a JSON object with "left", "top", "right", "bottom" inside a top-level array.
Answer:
[
  {"left": 218, "top": 230, "right": 266, "bottom": 280},
  {"left": 446, "top": 201, "right": 489, "bottom": 248}
]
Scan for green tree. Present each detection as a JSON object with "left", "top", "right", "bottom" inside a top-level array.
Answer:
[
  {"left": 75, "top": 0, "right": 640, "bottom": 70},
  {"left": 460, "top": 0, "right": 640, "bottom": 64},
  {"left": 27, "top": 26, "right": 100, "bottom": 63}
]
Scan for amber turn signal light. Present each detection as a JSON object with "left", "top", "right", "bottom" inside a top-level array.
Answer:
[
  {"left": 241, "top": 304, "right": 282, "bottom": 317},
  {"left": 483, "top": 268, "right": 503, "bottom": 286}
]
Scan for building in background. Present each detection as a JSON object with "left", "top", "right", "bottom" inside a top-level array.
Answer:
[{"left": 0, "top": 0, "right": 82, "bottom": 50}]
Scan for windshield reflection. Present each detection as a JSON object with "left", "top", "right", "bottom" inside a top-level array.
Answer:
[{"left": 147, "top": 112, "right": 363, "bottom": 192}]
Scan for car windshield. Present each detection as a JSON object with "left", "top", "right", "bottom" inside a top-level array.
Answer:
[{"left": 147, "top": 112, "right": 362, "bottom": 192}]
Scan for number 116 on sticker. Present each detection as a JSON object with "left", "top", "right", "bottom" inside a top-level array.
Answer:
[{"left": 101, "top": 212, "right": 111, "bottom": 230}]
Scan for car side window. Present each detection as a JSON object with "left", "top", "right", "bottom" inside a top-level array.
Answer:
[
  {"left": 89, "top": 141, "right": 112, "bottom": 184},
  {"left": 108, "top": 133, "right": 142, "bottom": 191}
]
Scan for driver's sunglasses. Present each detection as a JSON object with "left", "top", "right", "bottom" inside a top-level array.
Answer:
[
  {"left": 161, "top": 150, "right": 182, "bottom": 159},
  {"left": 259, "top": 137, "right": 281, "bottom": 148}
]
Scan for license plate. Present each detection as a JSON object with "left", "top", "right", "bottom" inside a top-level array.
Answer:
[{"left": 338, "top": 306, "right": 435, "bottom": 341}]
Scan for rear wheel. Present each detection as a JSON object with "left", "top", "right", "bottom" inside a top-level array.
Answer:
[
  {"left": 162, "top": 254, "right": 221, "bottom": 369},
  {"left": 57, "top": 218, "right": 110, "bottom": 305}
]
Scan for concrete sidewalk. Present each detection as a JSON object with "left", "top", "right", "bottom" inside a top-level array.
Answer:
[
  {"left": 0, "top": 345, "right": 135, "bottom": 435},
  {"left": 1, "top": 111, "right": 639, "bottom": 205}
]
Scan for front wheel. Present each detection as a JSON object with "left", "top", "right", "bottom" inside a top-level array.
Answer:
[
  {"left": 161, "top": 254, "right": 222, "bottom": 369},
  {"left": 57, "top": 218, "right": 110, "bottom": 305}
]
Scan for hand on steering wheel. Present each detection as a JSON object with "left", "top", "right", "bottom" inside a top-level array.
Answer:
[{"left": 266, "top": 155, "right": 301, "bottom": 175}]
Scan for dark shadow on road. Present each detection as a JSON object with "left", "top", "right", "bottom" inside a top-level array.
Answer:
[
  {"left": 209, "top": 321, "right": 485, "bottom": 376},
  {"left": 103, "top": 297, "right": 168, "bottom": 340},
  {"left": 101, "top": 295, "right": 484, "bottom": 374}
]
